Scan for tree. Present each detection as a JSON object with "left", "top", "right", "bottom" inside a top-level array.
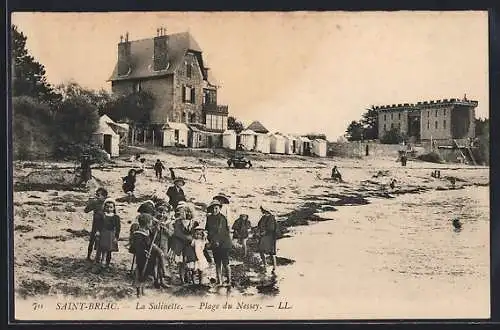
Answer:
[
  {"left": 345, "top": 121, "right": 364, "bottom": 141},
  {"left": 11, "top": 25, "right": 60, "bottom": 104},
  {"left": 227, "top": 116, "right": 244, "bottom": 133},
  {"left": 360, "top": 106, "right": 378, "bottom": 140},
  {"left": 380, "top": 126, "right": 405, "bottom": 144},
  {"left": 55, "top": 81, "right": 113, "bottom": 115}
]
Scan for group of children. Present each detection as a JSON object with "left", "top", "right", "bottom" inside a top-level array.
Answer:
[{"left": 84, "top": 181, "right": 280, "bottom": 297}]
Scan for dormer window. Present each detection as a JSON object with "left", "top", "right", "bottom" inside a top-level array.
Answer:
[
  {"left": 186, "top": 61, "right": 192, "bottom": 78},
  {"left": 183, "top": 85, "right": 195, "bottom": 103}
]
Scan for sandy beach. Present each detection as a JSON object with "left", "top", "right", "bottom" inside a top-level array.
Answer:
[{"left": 12, "top": 150, "right": 490, "bottom": 320}]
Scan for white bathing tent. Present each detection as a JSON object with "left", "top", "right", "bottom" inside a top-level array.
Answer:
[
  {"left": 312, "top": 139, "right": 327, "bottom": 157},
  {"left": 298, "top": 136, "right": 312, "bottom": 155},
  {"left": 222, "top": 129, "right": 237, "bottom": 150},
  {"left": 239, "top": 129, "right": 256, "bottom": 150},
  {"left": 92, "top": 115, "right": 120, "bottom": 157},
  {"left": 161, "top": 122, "right": 189, "bottom": 147},
  {"left": 270, "top": 133, "right": 286, "bottom": 154},
  {"left": 255, "top": 133, "right": 270, "bottom": 154},
  {"left": 283, "top": 135, "right": 298, "bottom": 154}
]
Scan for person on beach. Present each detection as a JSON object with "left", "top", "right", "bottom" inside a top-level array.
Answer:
[
  {"left": 331, "top": 166, "right": 343, "bottom": 182},
  {"left": 211, "top": 193, "right": 231, "bottom": 219},
  {"left": 257, "top": 206, "right": 279, "bottom": 274},
  {"left": 77, "top": 154, "right": 92, "bottom": 186},
  {"left": 205, "top": 200, "right": 232, "bottom": 285},
  {"left": 232, "top": 214, "right": 252, "bottom": 257},
  {"left": 131, "top": 213, "right": 158, "bottom": 297},
  {"left": 400, "top": 151, "right": 408, "bottom": 167},
  {"left": 84, "top": 187, "right": 108, "bottom": 261},
  {"left": 138, "top": 158, "right": 147, "bottom": 176},
  {"left": 190, "top": 225, "right": 211, "bottom": 284},
  {"left": 170, "top": 203, "right": 199, "bottom": 284},
  {"left": 127, "top": 200, "right": 157, "bottom": 275},
  {"left": 150, "top": 204, "right": 175, "bottom": 287},
  {"left": 166, "top": 178, "right": 187, "bottom": 209},
  {"left": 122, "top": 169, "right": 137, "bottom": 202},
  {"left": 95, "top": 198, "right": 121, "bottom": 268},
  {"left": 154, "top": 159, "right": 166, "bottom": 181},
  {"left": 198, "top": 159, "right": 207, "bottom": 183},
  {"left": 169, "top": 167, "right": 176, "bottom": 180}
]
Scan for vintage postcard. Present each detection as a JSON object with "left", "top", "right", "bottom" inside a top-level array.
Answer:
[{"left": 10, "top": 11, "right": 490, "bottom": 321}]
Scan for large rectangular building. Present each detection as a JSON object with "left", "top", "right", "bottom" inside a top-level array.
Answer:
[{"left": 375, "top": 97, "right": 477, "bottom": 145}]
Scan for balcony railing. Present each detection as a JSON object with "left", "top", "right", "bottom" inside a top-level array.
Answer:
[{"left": 203, "top": 103, "right": 229, "bottom": 115}]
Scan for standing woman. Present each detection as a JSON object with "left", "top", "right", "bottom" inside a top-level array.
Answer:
[
  {"left": 257, "top": 206, "right": 279, "bottom": 274},
  {"left": 95, "top": 198, "right": 121, "bottom": 268},
  {"left": 205, "top": 200, "right": 232, "bottom": 285},
  {"left": 166, "top": 178, "right": 187, "bottom": 210}
]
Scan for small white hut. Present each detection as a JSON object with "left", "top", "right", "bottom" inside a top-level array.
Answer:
[
  {"left": 222, "top": 129, "right": 237, "bottom": 150},
  {"left": 255, "top": 133, "right": 270, "bottom": 154},
  {"left": 161, "top": 122, "right": 189, "bottom": 147},
  {"left": 312, "top": 139, "right": 327, "bottom": 157},
  {"left": 284, "top": 135, "right": 298, "bottom": 154},
  {"left": 239, "top": 129, "right": 256, "bottom": 150},
  {"left": 270, "top": 133, "right": 286, "bottom": 154},
  {"left": 298, "top": 136, "right": 312, "bottom": 155},
  {"left": 93, "top": 115, "right": 120, "bottom": 157}
]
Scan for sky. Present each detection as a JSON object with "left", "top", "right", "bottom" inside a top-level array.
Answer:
[{"left": 12, "top": 11, "right": 489, "bottom": 140}]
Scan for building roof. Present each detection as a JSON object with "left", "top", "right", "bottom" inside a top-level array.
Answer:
[
  {"left": 163, "top": 122, "right": 189, "bottom": 131},
  {"left": 240, "top": 129, "right": 257, "bottom": 135},
  {"left": 246, "top": 121, "right": 269, "bottom": 134},
  {"left": 108, "top": 32, "right": 209, "bottom": 82},
  {"left": 96, "top": 116, "right": 119, "bottom": 136}
]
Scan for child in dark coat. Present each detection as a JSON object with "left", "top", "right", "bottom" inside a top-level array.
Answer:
[
  {"left": 95, "top": 198, "right": 121, "bottom": 268},
  {"left": 257, "top": 206, "right": 279, "bottom": 274},
  {"left": 154, "top": 159, "right": 166, "bottom": 181},
  {"left": 84, "top": 187, "right": 108, "bottom": 261},
  {"left": 122, "top": 169, "right": 137, "bottom": 202},
  {"left": 232, "top": 214, "right": 252, "bottom": 257},
  {"left": 131, "top": 213, "right": 156, "bottom": 297}
]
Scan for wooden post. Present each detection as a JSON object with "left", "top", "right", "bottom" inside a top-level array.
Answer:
[
  {"left": 152, "top": 128, "right": 155, "bottom": 146},
  {"left": 143, "top": 129, "right": 146, "bottom": 144}
]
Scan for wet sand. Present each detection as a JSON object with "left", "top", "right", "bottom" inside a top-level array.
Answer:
[{"left": 12, "top": 153, "right": 490, "bottom": 319}]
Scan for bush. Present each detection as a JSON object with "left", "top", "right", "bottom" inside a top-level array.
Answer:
[
  {"left": 53, "top": 143, "right": 110, "bottom": 164},
  {"left": 380, "top": 127, "right": 406, "bottom": 144},
  {"left": 417, "top": 152, "right": 443, "bottom": 164}
]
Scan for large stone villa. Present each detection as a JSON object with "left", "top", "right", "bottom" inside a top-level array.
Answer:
[{"left": 107, "top": 28, "right": 229, "bottom": 148}]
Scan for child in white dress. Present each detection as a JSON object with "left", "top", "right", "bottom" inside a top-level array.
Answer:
[{"left": 191, "top": 225, "right": 210, "bottom": 284}]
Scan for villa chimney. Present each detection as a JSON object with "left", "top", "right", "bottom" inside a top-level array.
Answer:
[
  {"left": 153, "top": 27, "right": 169, "bottom": 71},
  {"left": 117, "top": 32, "right": 131, "bottom": 76}
]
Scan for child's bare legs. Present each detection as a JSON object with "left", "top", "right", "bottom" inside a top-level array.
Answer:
[
  {"left": 271, "top": 255, "right": 277, "bottom": 273},
  {"left": 105, "top": 252, "right": 112, "bottom": 267},
  {"left": 242, "top": 239, "right": 248, "bottom": 257},
  {"left": 95, "top": 248, "right": 103, "bottom": 264},
  {"left": 260, "top": 252, "right": 267, "bottom": 271},
  {"left": 223, "top": 261, "right": 231, "bottom": 284},
  {"left": 215, "top": 259, "right": 223, "bottom": 284},
  {"left": 197, "top": 270, "right": 203, "bottom": 284}
]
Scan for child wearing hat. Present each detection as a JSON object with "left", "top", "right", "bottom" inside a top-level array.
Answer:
[
  {"left": 151, "top": 204, "right": 175, "bottom": 286},
  {"left": 257, "top": 206, "right": 279, "bottom": 274},
  {"left": 131, "top": 213, "right": 158, "bottom": 297},
  {"left": 95, "top": 198, "right": 121, "bottom": 268},
  {"left": 205, "top": 199, "right": 232, "bottom": 285},
  {"left": 232, "top": 214, "right": 252, "bottom": 257},
  {"left": 84, "top": 187, "right": 108, "bottom": 261},
  {"left": 188, "top": 225, "right": 211, "bottom": 284},
  {"left": 170, "top": 202, "right": 199, "bottom": 284}
]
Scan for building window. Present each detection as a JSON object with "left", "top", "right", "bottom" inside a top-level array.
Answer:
[
  {"left": 443, "top": 109, "right": 447, "bottom": 116},
  {"left": 186, "top": 62, "right": 192, "bottom": 78},
  {"left": 391, "top": 123, "right": 394, "bottom": 129},
  {"left": 384, "top": 114, "right": 387, "bottom": 121},
  {"left": 435, "top": 121, "right": 438, "bottom": 129},
  {"left": 189, "top": 113, "right": 196, "bottom": 123},
  {"left": 427, "top": 110, "right": 430, "bottom": 118},
  {"left": 383, "top": 124, "right": 386, "bottom": 131},
  {"left": 443, "top": 120, "right": 446, "bottom": 129},
  {"left": 435, "top": 110, "right": 438, "bottom": 117},
  {"left": 183, "top": 86, "right": 195, "bottom": 103},
  {"left": 391, "top": 113, "right": 393, "bottom": 120},
  {"left": 398, "top": 113, "right": 401, "bottom": 120},
  {"left": 427, "top": 121, "right": 429, "bottom": 129},
  {"left": 133, "top": 81, "right": 142, "bottom": 92}
]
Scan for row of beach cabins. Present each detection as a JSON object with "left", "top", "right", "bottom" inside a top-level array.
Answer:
[{"left": 94, "top": 116, "right": 328, "bottom": 158}]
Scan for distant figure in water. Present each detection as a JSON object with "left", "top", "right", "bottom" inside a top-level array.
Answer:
[
  {"left": 169, "top": 167, "right": 176, "bottom": 180},
  {"left": 448, "top": 176, "right": 457, "bottom": 187},
  {"left": 431, "top": 170, "right": 441, "bottom": 179},
  {"left": 452, "top": 218, "right": 462, "bottom": 232},
  {"left": 389, "top": 179, "right": 397, "bottom": 189},
  {"left": 331, "top": 166, "right": 342, "bottom": 182}
]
